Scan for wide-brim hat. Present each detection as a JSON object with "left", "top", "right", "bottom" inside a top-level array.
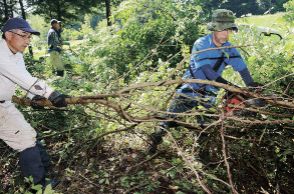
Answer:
[
  {"left": 207, "top": 21, "right": 238, "bottom": 32},
  {"left": 207, "top": 9, "right": 238, "bottom": 32},
  {"left": 1, "top": 17, "right": 40, "bottom": 35}
]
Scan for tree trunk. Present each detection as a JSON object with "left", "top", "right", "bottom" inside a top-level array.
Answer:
[
  {"left": 105, "top": 0, "right": 112, "bottom": 26},
  {"left": 55, "top": 0, "right": 62, "bottom": 21},
  {"left": 3, "top": 0, "right": 10, "bottom": 21},
  {"left": 19, "top": 0, "right": 26, "bottom": 19},
  {"left": 9, "top": 0, "right": 15, "bottom": 16},
  {"left": 18, "top": 0, "right": 34, "bottom": 57}
]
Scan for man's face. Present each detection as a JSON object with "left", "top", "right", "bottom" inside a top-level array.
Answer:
[
  {"left": 5, "top": 29, "right": 32, "bottom": 53},
  {"left": 212, "top": 29, "right": 233, "bottom": 46},
  {"left": 52, "top": 23, "right": 61, "bottom": 30}
]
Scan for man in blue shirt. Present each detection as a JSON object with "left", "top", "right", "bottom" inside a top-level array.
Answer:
[{"left": 148, "top": 9, "right": 257, "bottom": 154}]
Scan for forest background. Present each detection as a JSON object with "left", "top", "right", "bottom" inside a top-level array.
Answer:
[{"left": 0, "top": 0, "right": 293, "bottom": 193}]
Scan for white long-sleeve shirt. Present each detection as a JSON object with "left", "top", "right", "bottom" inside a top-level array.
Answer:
[{"left": 0, "top": 39, "right": 54, "bottom": 101}]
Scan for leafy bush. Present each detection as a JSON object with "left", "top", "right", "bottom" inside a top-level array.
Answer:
[
  {"left": 74, "top": 0, "right": 203, "bottom": 88},
  {"left": 284, "top": 0, "right": 294, "bottom": 24}
]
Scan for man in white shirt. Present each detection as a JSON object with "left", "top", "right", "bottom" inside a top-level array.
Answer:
[{"left": 0, "top": 17, "right": 67, "bottom": 188}]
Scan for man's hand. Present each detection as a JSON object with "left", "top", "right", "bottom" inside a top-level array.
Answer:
[
  {"left": 48, "top": 91, "right": 68, "bottom": 107},
  {"left": 248, "top": 82, "right": 264, "bottom": 93},
  {"left": 31, "top": 95, "right": 46, "bottom": 109}
]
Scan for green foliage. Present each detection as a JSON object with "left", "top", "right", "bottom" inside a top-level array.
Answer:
[
  {"left": 12, "top": 176, "right": 60, "bottom": 194},
  {"left": 0, "top": 0, "right": 18, "bottom": 23},
  {"left": 25, "top": 0, "right": 100, "bottom": 22},
  {"left": 119, "top": 171, "right": 157, "bottom": 190},
  {"left": 232, "top": 17, "right": 293, "bottom": 94},
  {"left": 27, "top": 15, "right": 48, "bottom": 42},
  {"left": 75, "top": 0, "right": 203, "bottom": 88},
  {"left": 284, "top": 0, "right": 294, "bottom": 24},
  {"left": 197, "top": 0, "right": 290, "bottom": 17},
  {"left": 215, "top": 14, "right": 294, "bottom": 193},
  {"left": 237, "top": 12, "right": 288, "bottom": 30}
]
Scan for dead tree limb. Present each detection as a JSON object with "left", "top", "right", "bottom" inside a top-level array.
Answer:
[
  {"left": 12, "top": 79, "right": 294, "bottom": 109},
  {"left": 220, "top": 112, "right": 238, "bottom": 194}
]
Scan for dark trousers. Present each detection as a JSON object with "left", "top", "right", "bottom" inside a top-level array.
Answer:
[
  {"left": 19, "top": 141, "right": 50, "bottom": 186},
  {"left": 150, "top": 93, "right": 215, "bottom": 145}
]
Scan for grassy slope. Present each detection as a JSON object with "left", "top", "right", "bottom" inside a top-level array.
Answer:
[
  {"left": 237, "top": 12, "right": 286, "bottom": 27},
  {"left": 236, "top": 12, "right": 293, "bottom": 37}
]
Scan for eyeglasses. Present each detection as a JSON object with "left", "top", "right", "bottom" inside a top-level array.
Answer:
[{"left": 8, "top": 30, "right": 33, "bottom": 40}]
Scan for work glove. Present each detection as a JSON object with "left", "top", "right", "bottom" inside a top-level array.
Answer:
[
  {"left": 248, "top": 82, "right": 263, "bottom": 87},
  {"left": 215, "top": 76, "right": 230, "bottom": 85},
  {"left": 248, "top": 82, "right": 264, "bottom": 93},
  {"left": 31, "top": 95, "right": 46, "bottom": 109},
  {"left": 247, "top": 98, "right": 267, "bottom": 107},
  {"left": 48, "top": 91, "right": 68, "bottom": 107}
]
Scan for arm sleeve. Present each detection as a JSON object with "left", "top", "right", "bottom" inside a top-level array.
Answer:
[
  {"left": 202, "top": 64, "right": 229, "bottom": 84},
  {"left": 0, "top": 57, "right": 54, "bottom": 99},
  {"left": 190, "top": 40, "right": 211, "bottom": 74},
  {"left": 239, "top": 68, "right": 254, "bottom": 86},
  {"left": 202, "top": 64, "right": 220, "bottom": 80}
]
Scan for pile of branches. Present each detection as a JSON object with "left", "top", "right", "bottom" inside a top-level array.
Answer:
[{"left": 13, "top": 78, "right": 294, "bottom": 193}]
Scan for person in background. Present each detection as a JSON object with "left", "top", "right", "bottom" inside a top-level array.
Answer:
[
  {"left": 47, "top": 19, "right": 64, "bottom": 76},
  {"left": 148, "top": 9, "right": 259, "bottom": 154},
  {"left": 0, "top": 17, "right": 68, "bottom": 189},
  {"left": 56, "top": 21, "right": 62, "bottom": 37}
]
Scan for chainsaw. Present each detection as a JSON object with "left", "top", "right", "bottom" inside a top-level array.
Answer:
[{"left": 223, "top": 92, "right": 266, "bottom": 117}]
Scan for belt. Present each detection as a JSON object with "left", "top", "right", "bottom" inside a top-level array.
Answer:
[{"left": 0, "top": 100, "right": 5, "bottom": 103}]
